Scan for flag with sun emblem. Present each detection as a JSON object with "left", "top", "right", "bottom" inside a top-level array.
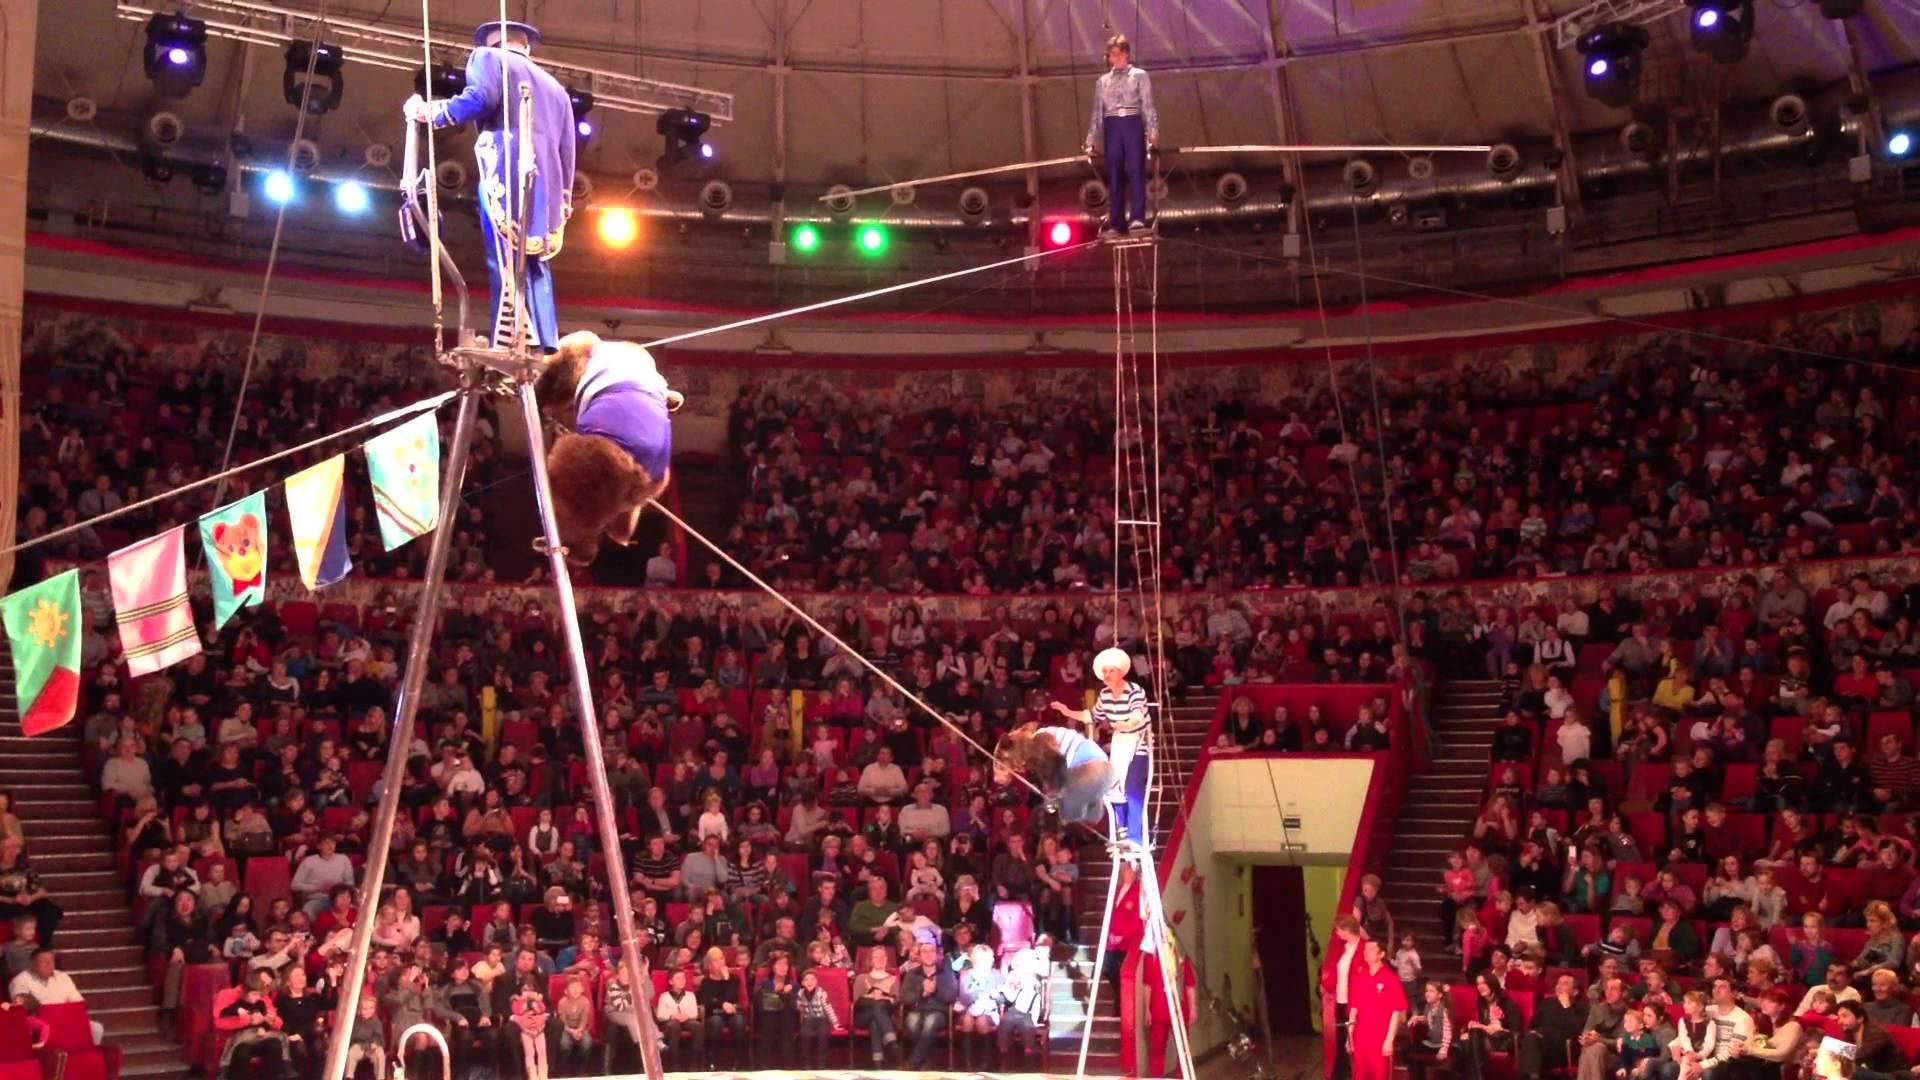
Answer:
[
  {"left": 363, "top": 413, "right": 441, "bottom": 551},
  {"left": 0, "top": 570, "right": 82, "bottom": 736}
]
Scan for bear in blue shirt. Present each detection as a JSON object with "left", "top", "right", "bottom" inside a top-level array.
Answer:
[{"left": 534, "top": 330, "right": 684, "bottom": 566}]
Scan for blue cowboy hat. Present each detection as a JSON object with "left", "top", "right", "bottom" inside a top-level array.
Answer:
[{"left": 472, "top": 20, "right": 542, "bottom": 46}]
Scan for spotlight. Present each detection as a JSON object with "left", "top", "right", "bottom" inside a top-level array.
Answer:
[
  {"left": 413, "top": 64, "right": 467, "bottom": 106},
  {"left": 263, "top": 170, "right": 298, "bottom": 205},
  {"left": 283, "top": 41, "right": 346, "bottom": 115},
  {"left": 1042, "top": 218, "right": 1080, "bottom": 249},
  {"left": 334, "top": 180, "right": 370, "bottom": 214},
  {"left": 790, "top": 223, "right": 821, "bottom": 255},
  {"left": 142, "top": 13, "right": 208, "bottom": 99},
  {"left": 140, "top": 154, "right": 175, "bottom": 186},
  {"left": 568, "top": 89, "right": 595, "bottom": 144},
  {"left": 597, "top": 208, "right": 639, "bottom": 249},
  {"left": 656, "top": 108, "right": 713, "bottom": 169},
  {"left": 188, "top": 161, "right": 227, "bottom": 195},
  {"left": 1576, "top": 22, "right": 1649, "bottom": 108},
  {"left": 1889, "top": 131, "right": 1915, "bottom": 158},
  {"left": 1686, "top": 0, "right": 1754, "bottom": 62},
  {"left": 854, "top": 223, "right": 889, "bottom": 258}
]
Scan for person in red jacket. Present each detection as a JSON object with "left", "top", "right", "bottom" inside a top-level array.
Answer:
[
  {"left": 1321, "top": 915, "right": 1368, "bottom": 1079},
  {"left": 1347, "top": 939, "right": 1407, "bottom": 1080},
  {"left": 1142, "top": 941, "right": 1198, "bottom": 1079},
  {"left": 214, "top": 968, "right": 292, "bottom": 1078},
  {"left": 1108, "top": 865, "right": 1150, "bottom": 1076}
]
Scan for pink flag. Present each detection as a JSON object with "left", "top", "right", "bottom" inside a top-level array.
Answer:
[{"left": 108, "top": 526, "right": 202, "bottom": 677}]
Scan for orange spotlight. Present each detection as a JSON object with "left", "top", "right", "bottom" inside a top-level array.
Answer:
[{"left": 596, "top": 207, "right": 639, "bottom": 249}]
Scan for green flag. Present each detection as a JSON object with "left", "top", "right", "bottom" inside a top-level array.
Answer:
[
  {"left": 0, "top": 570, "right": 82, "bottom": 736},
  {"left": 364, "top": 412, "right": 440, "bottom": 551}
]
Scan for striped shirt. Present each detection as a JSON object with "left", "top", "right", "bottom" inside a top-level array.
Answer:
[{"left": 1094, "top": 682, "right": 1151, "bottom": 736}]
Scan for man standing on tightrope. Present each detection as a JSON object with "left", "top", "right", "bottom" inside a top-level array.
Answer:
[
  {"left": 1048, "top": 646, "right": 1151, "bottom": 847},
  {"left": 1084, "top": 33, "right": 1159, "bottom": 237},
  {"left": 403, "top": 20, "right": 574, "bottom": 352}
]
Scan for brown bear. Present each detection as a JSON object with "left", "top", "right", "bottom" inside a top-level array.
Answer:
[{"left": 533, "top": 330, "right": 682, "bottom": 567}]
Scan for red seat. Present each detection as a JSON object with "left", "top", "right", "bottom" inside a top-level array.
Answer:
[
  {"left": 174, "top": 962, "right": 231, "bottom": 1063},
  {"left": 243, "top": 855, "right": 291, "bottom": 910},
  {"left": 1868, "top": 712, "right": 1914, "bottom": 749},
  {"left": 39, "top": 1001, "right": 121, "bottom": 1080},
  {"left": 0, "top": 1004, "right": 41, "bottom": 1080}
]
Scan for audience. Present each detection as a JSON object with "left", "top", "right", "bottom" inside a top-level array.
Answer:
[{"left": 23, "top": 297, "right": 1920, "bottom": 1078}]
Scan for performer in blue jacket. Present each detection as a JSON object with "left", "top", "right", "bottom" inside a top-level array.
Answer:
[{"left": 404, "top": 20, "right": 575, "bottom": 352}]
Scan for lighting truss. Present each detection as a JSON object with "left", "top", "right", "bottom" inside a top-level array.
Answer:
[
  {"left": 1551, "top": 0, "right": 1688, "bottom": 50},
  {"left": 113, "top": 0, "right": 734, "bottom": 122}
]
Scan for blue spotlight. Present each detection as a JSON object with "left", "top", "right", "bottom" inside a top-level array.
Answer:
[
  {"left": 1889, "top": 131, "right": 1914, "bottom": 158},
  {"left": 334, "top": 180, "right": 370, "bottom": 214},
  {"left": 1588, "top": 58, "right": 1609, "bottom": 77},
  {"left": 263, "top": 170, "right": 297, "bottom": 204},
  {"left": 700, "top": 142, "right": 715, "bottom": 160}
]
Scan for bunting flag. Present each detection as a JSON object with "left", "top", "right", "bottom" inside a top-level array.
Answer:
[
  {"left": 364, "top": 412, "right": 441, "bottom": 551},
  {"left": 199, "top": 492, "right": 269, "bottom": 630},
  {"left": 0, "top": 570, "right": 82, "bottom": 736},
  {"left": 108, "top": 526, "right": 203, "bottom": 677},
  {"left": 284, "top": 455, "right": 354, "bottom": 590}
]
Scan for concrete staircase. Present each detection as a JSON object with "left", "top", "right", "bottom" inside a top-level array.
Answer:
[
  {"left": 0, "top": 666, "right": 179, "bottom": 1077},
  {"left": 1377, "top": 679, "right": 1506, "bottom": 982},
  {"left": 1049, "top": 687, "right": 1218, "bottom": 1062}
]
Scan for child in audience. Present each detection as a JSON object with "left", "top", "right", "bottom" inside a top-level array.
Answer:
[
  {"left": 510, "top": 974, "right": 551, "bottom": 1080},
  {"left": 1395, "top": 934, "right": 1424, "bottom": 1009},
  {"left": 795, "top": 966, "right": 836, "bottom": 1068}
]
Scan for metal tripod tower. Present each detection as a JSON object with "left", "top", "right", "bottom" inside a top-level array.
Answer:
[{"left": 1073, "top": 236, "right": 1197, "bottom": 1080}]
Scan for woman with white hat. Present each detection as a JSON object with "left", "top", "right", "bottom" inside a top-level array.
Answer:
[{"left": 1046, "top": 646, "right": 1152, "bottom": 846}]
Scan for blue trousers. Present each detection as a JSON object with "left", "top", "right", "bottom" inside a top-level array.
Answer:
[
  {"left": 1113, "top": 746, "right": 1150, "bottom": 846},
  {"left": 1103, "top": 114, "right": 1148, "bottom": 227},
  {"left": 480, "top": 196, "right": 559, "bottom": 351}
]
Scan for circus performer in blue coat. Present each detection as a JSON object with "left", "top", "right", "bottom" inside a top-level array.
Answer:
[{"left": 405, "top": 20, "right": 574, "bottom": 351}]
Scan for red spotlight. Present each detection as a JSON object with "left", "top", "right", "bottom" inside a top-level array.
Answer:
[{"left": 1044, "top": 218, "right": 1077, "bottom": 248}]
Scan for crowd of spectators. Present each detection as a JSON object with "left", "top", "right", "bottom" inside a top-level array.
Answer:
[
  {"left": 726, "top": 324, "right": 1920, "bottom": 603},
  {"left": 1328, "top": 565, "right": 1920, "bottom": 1080},
  {"left": 21, "top": 305, "right": 1920, "bottom": 1080}
]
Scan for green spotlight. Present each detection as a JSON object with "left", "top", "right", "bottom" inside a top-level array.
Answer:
[
  {"left": 790, "top": 223, "right": 821, "bottom": 254},
  {"left": 854, "top": 223, "right": 889, "bottom": 257}
]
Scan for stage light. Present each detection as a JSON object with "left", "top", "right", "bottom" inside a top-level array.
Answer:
[
  {"left": 1043, "top": 218, "right": 1079, "bottom": 248},
  {"left": 790, "top": 223, "right": 821, "bottom": 254},
  {"left": 1889, "top": 131, "right": 1914, "bottom": 158},
  {"left": 597, "top": 208, "right": 640, "bottom": 249},
  {"left": 263, "top": 170, "right": 298, "bottom": 205},
  {"left": 656, "top": 108, "right": 713, "bottom": 170},
  {"left": 413, "top": 64, "right": 467, "bottom": 106},
  {"left": 1686, "top": 0, "right": 1753, "bottom": 62},
  {"left": 569, "top": 89, "right": 595, "bottom": 144},
  {"left": 142, "top": 14, "right": 208, "bottom": 99},
  {"left": 334, "top": 180, "right": 370, "bottom": 214},
  {"left": 1576, "top": 22, "right": 1648, "bottom": 109},
  {"left": 283, "top": 41, "right": 346, "bottom": 115},
  {"left": 854, "top": 223, "right": 889, "bottom": 257}
]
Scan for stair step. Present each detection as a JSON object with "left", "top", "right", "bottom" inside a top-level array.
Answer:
[{"left": 39, "top": 869, "right": 124, "bottom": 891}]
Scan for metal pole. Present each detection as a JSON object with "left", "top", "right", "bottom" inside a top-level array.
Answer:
[
  {"left": 319, "top": 383, "right": 481, "bottom": 1080},
  {"left": 515, "top": 383, "right": 665, "bottom": 1080},
  {"left": 1077, "top": 805, "right": 1128, "bottom": 1077}
]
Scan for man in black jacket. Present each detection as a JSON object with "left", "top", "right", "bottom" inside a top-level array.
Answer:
[{"left": 1521, "top": 973, "right": 1586, "bottom": 1080}]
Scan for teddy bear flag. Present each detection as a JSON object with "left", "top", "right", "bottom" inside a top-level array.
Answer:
[{"left": 533, "top": 330, "right": 684, "bottom": 567}]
